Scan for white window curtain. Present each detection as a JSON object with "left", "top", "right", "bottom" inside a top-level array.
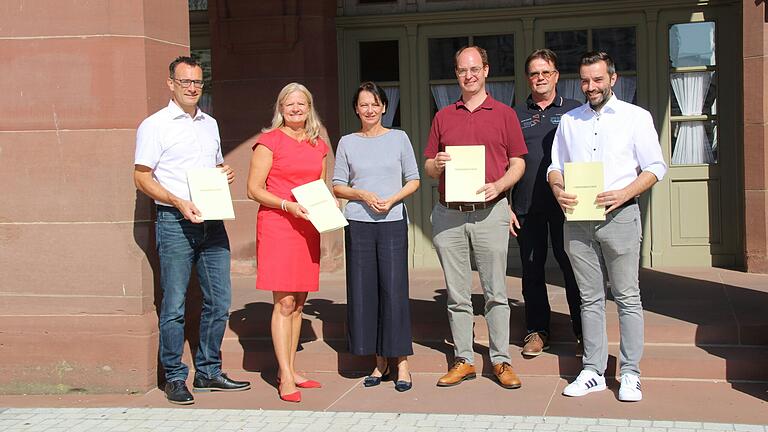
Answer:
[
  {"left": 556, "top": 78, "right": 584, "bottom": 102},
  {"left": 671, "top": 71, "right": 714, "bottom": 164},
  {"left": 381, "top": 86, "right": 400, "bottom": 128},
  {"left": 613, "top": 76, "right": 637, "bottom": 102},
  {"left": 486, "top": 81, "right": 515, "bottom": 106},
  {"left": 430, "top": 84, "right": 461, "bottom": 110}
]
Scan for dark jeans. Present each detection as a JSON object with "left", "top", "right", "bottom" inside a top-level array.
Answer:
[
  {"left": 516, "top": 210, "right": 582, "bottom": 338},
  {"left": 156, "top": 206, "right": 231, "bottom": 382},
  {"left": 345, "top": 217, "right": 413, "bottom": 357}
]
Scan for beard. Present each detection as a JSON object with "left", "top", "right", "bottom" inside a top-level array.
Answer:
[{"left": 586, "top": 87, "right": 613, "bottom": 110}]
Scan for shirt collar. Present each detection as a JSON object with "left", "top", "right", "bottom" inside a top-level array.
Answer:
[
  {"left": 526, "top": 94, "right": 564, "bottom": 110},
  {"left": 167, "top": 99, "right": 205, "bottom": 120},
  {"left": 455, "top": 92, "right": 496, "bottom": 111}
]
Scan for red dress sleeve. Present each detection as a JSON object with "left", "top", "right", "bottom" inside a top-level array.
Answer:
[{"left": 253, "top": 130, "right": 280, "bottom": 152}]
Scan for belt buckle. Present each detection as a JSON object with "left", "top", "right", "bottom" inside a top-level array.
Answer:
[{"left": 458, "top": 203, "right": 476, "bottom": 212}]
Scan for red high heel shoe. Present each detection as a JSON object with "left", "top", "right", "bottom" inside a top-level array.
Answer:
[
  {"left": 296, "top": 379, "right": 322, "bottom": 389},
  {"left": 277, "top": 375, "right": 322, "bottom": 389},
  {"left": 278, "top": 382, "right": 302, "bottom": 403},
  {"left": 279, "top": 389, "right": 301, "bottom": 402}
]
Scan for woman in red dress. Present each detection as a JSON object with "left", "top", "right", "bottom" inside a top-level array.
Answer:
[{"left": 247, "top": 83, "right": 329, "bottom": 403}]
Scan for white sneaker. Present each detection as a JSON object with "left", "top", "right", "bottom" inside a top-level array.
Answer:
[
  {"left": 618, "top": 373, "right": 642, "bottom": 401},
  {"left": 563, "top": 369, "right": 606, "bottom": 397}
]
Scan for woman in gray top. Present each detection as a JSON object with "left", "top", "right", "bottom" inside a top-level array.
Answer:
[{"left": 332, "top": 81, "right": 420, "bottom": 392}]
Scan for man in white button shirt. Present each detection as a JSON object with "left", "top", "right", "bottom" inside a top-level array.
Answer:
[
  {"left": 134, "top": 56, "right": 250, "bottom": 405},
  {"left": 547, "top": 51, "right": 667, "bottom": 402}
]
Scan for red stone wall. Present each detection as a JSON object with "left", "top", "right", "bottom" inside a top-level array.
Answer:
[
  {"left": 0, "top": 0, "right": 190, "bottom": 393},
  {"left": 206, "top": 0, "right": 344, "bottom": 274},
  {"left": 743, "top": 0, "right": 768, "bottom": 273}
]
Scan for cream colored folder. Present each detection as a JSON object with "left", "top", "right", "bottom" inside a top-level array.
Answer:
[
  {"left": 445, "top": 145, "right": 485, "bottom": 202},
  {"left": 187, "top": 168, "right": 236, "bottom": 221},
  {"left": 291, "top": 179, "right": 349, "bottom": 233},
  {"left": 564, "top": 162, "right": 605, "bottom": 221}
]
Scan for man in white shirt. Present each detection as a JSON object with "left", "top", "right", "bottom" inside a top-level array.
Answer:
[
  {"left": 134, "top": 56, "right": 250, "bottom": 405},
  {"left": 548, "top": 51, "right": 667, "bottom": 402}
]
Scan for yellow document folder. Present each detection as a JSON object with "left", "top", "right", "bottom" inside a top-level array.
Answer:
[
  {"left": 564, "top": 162, "right": 605, "bottom": 221},
  {"left": 445, "top": 145, "right": 485, "bottom": 202},
  {"left": 187, "top": 168, "right": 236, "bottom": 221},
  {"left": 291, "top": 179, "right": 349, "bottom": 234}
]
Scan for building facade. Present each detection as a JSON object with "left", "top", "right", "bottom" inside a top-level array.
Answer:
[{"left": 0, "top": 0, "right": 765, "bottom": 393}]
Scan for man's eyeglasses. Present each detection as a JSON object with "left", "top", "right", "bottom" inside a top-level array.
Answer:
[
  {"left": 172, "top": 78, "right": 205, "bottom": 89},
  {"left": 528, "top": 70, "right": 557, "bottom": 80},
  {"left": 456, "top": 66, "right": 485, "bottom": 77}
]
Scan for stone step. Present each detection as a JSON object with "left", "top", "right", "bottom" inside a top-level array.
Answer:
[
  {"left": 179, "top": 338, "right": 768, "bottom": 382},
  {"left": 221, "top": 308, "right": 760, "bottom": 348}
]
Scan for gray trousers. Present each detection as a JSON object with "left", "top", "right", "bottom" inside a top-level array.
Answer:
[
  {"left": 563, "top": 204, "right": 643, "bottom": 377},
  {"left": 431, "top": 198, "right": 511, "bottom": 365}
]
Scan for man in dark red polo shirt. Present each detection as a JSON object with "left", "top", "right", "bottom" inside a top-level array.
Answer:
[{"left": 425, "top": 45, "right": 527, "bottom": 389}]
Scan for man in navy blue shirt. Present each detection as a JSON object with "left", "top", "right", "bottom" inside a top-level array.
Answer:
[{"left": 510, "top": 49, "right": 583, "bottom": 357}]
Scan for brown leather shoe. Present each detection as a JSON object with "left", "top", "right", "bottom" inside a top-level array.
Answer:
[
  {"left": 436, "top": 358, "right": 476, "bottom": 387},
  {"left": 493, "top": 362, "right": 522, "bottom": 389},
  {"left": 522, "top": 332, "right": 549, "bottom": 357}
]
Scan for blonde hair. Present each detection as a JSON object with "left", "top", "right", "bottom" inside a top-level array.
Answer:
[{"left": 262, "top": 82, "right": 324, "bottom": 145}]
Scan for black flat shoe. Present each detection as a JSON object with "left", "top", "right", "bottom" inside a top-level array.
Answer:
[
  {"left": 193, "top": 373, "right": 251, "bottom": 392},
  {"left": 363, "top": 367, "right": 391, "bottom": 387},
  {"left": 395, "top": 373, "right": 413, "bottom": 392},
  {"left": 165, "top": 380, "right": 194, "bottom": 405}
]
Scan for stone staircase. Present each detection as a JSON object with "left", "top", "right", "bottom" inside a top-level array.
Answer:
[{"left": 181, "top": 267, "right": 768, "bottom": 382}]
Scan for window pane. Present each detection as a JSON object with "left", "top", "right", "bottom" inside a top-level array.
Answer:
[
  {"left": 474, "top": 34, "right": 515, "bottom": 76},
  {"left": 545, "top": 30, "right": 587, "bottom": 74},
  {"left": 360, "top": 40, "right": 399, "bottom": 82},
  {"left": 671, "top": 71, "right": 717, "bottom": 117},
  {"left": 429, "top": 37, "right": 469, "bottom": 80},
  {"left": 670, "top": 22, "right": 716, "bottom": 67},
  {"left": 671, "top": 120, "right": 717, "bottom": 165},
  {"left": 592, "top": 27, "right": 636, "bottom": 71}
]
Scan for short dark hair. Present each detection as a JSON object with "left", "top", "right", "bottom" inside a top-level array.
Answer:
[
  {"left": 525, "top": 49, "right": 558, "bottom": 74},
  {"left": 168, "top": 56, "right": 201, "bottom": 78},
  {"left": 454, "top": 45, "right": 489, "bottom": 69},
  {"left": 352, "top": 81, "right": 389, "bottom": 116},
  {"left": 579, "top": 51, "right": 616, "bottom": 76}
]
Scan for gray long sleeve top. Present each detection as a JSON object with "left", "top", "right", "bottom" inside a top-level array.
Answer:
[{"left": 332, "top": 129, "right": 420, "bottom": 222}]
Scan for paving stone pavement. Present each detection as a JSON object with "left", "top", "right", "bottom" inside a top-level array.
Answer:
[{"left": 0, "top": 408, "right": 765, "bottom": 432}]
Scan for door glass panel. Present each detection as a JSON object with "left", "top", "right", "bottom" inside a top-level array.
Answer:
[
  {"left": 360, "top": 40, "right": 399, "bottom": 82},
  {"left": 474, "top": 34, "right": 515, "bottom": 76},
  {"left": 544, "top": 30, "right": 587, "bottom": 73},
  {"left": 428, "top": 37, "right": 469, "bottom": 80},
  {"left": 671, "top": 120, "right": 718, "bottom": 165},
  {"left": 669, "top": 22, "right": 718, "bottom": 165},
  {"left": 671, "top": 72, "right": 717, "bottom": 117},
  {"left": 592, "top": 27, "right": 636, "bottom": 71},
  {"left": 670, "top": 22, "right": 716, "bottom": 67}
]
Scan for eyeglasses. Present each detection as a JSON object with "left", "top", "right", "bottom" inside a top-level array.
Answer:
[
  {"left": 172, "top": 78, "right": 205, "bottom": 88},
  {"left": 456, "top": 66, "right": 485, "bottom": 77},
  {"left": 528, "top": 70, "right": 557, "bottom": 79}
]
